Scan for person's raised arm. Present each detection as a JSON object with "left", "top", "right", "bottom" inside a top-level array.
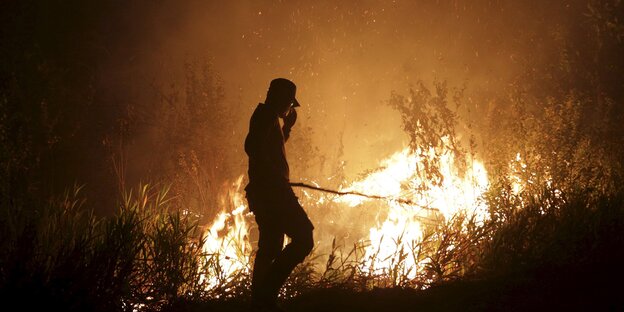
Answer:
[{"left": 282, "top": 108, "right": 297, "bottom": 142}]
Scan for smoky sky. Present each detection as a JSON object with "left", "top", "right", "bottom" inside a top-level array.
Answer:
[
  {"left": 95, "top": 0, "right": 585, "bottom": 181},
  {"left": 2, "top": 0, "right": 601, "bottom": 212}
]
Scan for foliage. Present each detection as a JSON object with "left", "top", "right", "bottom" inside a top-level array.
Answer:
[
  {"left": 116, "top": 59, "right": 242, "bottom": 222},
  {"left": 0, "top": 184, "right": 208, "bottom": 311},
  {"left": 388, "top": 80, "right": 467, "bottom": 188}
]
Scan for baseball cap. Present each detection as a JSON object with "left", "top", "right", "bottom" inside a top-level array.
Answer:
[{"left": 268, "top": 78, "right": 300, "bottom": 107}]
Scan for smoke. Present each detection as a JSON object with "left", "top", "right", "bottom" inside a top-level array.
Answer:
[
  {"left": 101, "top": 1, "right": 586, "bottom": 179},
  {"left": 3, "top": 0, "right": 620, "bottom": 214}
]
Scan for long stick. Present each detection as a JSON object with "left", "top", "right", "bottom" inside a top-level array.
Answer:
[{"left": 290, "top": 182, "right": 439, "bottom": 211}]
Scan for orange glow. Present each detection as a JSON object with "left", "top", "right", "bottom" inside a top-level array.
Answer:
[
  {"left": 200, "top": 175, "right": 252, "bottom": 291},
  {"left": 201, "top": 143, "right": 490, "bottom": 285},
  {"left": 336, "top": 145, "right": 489, "bottom": 279}
]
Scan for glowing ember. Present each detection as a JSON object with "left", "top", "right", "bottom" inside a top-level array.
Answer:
[{"left": 510, "top": 152, "right": 527, "bottom": 195}]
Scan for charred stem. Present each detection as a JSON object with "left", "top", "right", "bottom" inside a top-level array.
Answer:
[{"left": 290, "top": 182, "right": 439, "bottom": 211}]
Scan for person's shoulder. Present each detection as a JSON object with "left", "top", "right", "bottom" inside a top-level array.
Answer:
[
  {"left": 252, "top": 103, "right": 274, "bottom": 121},
  {"left": 254, "top": 103, "right": 266, "bottom": 113}
]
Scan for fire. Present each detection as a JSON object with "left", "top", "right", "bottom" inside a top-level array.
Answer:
[
  {"left": 336, "top": 147, "right": 489, "bottom": 279},
  {"left": 200, "top": 145, "right": 490, "bottom": 287},
  {"left": 510, "top": 152, "right": 527, "bottom": 195},
  {"left": 200, "top": 175, "right": 252, "bottom": 290}
]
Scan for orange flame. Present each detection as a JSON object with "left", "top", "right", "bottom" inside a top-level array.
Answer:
[
  {"left": 201, "top": 145, "right": 491, "bottom": 285},
  {"left": 200, "top": 175, "right": 252, "bottom": 290},
  {"left": 336, "top": 147, "right": 489, "bottom": 279}
]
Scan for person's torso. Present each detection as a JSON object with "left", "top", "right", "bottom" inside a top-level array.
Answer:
[{"left": 245, "top": 103, "right": 290, "bottom": 188}]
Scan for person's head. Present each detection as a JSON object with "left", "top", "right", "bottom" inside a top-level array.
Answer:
[{"left": 265, "top": 78, "right": 300, "bottom": 118}]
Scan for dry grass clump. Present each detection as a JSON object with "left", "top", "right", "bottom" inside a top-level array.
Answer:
[
  {"left": 1, "top": 154, "right": 622, "bottom": 311},
  {"left": 0, "top": 184, "right": 209, "bottom": 311}
]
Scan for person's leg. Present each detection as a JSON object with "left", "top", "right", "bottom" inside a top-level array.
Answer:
[
  {"left": 251, "top": 213, "right": 285, "bottom": 307},
  {"left": 262, "top": 201, "right": 314, "bottom": 304}
]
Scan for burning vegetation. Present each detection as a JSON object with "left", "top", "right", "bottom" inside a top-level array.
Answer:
[{"left": 1, "top": 0, "right": 624, "bottom": 311}]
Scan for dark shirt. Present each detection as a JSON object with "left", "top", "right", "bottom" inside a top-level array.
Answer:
[{"left": 245, "top": 103, "right": 290, "bottom": 192}]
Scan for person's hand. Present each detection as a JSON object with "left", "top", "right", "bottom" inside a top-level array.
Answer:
[{"left": 283, "top": 107, "right": 297, "bottom": 130}]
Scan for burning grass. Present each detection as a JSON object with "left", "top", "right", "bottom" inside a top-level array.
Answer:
[
  {"left": 2, "top": 79, "right": 624, "bottom": 310},
  {"left": 1, "top": 178, "right": 622, "bottom": 311},
  {"left": 2, "top": 1, "right": 623, "bottom": 309}
]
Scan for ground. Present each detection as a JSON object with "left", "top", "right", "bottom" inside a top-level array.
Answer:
[{"left": 172, "top": 266, "right": 623, "bottom": 312}]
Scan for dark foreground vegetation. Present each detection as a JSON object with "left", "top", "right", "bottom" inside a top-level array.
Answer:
[{"left": 2, "top": 186, "right": 622, "bottom": 311}]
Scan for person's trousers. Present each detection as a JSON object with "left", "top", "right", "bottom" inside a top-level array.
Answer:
[{"left": 246, "top": 187, "right": 314, "bottom": 306}]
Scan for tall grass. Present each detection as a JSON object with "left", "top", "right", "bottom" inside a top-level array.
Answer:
[
  {"left": 479, "top": 184, "right": 624, "bottom": 277},
  {"left": 3, "top": 82, "right": 623, "bottom": 310},
  {"left": 3, "top": 177, "right": 622, "bottom": 311},
  {"left": 0, "top": 184, "right": 209, "bottom": 311}
]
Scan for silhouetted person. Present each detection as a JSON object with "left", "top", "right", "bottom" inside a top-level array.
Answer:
[{"left": 245, "top": 78, "right": 314, "bottom": 312}]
